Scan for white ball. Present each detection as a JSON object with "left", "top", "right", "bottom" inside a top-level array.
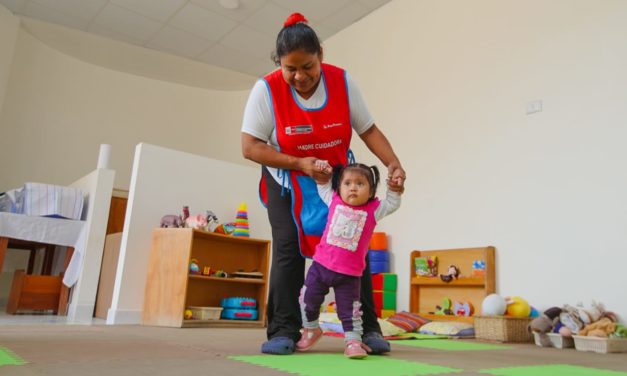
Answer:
[{"left": 482, "top": 294, "right": 506, "bottom": 316}]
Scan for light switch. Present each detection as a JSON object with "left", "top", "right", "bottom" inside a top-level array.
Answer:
[{"left": 526, "top": 100, "right": 543, "bottom": 115}]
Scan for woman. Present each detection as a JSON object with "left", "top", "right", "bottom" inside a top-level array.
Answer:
[{"left": 241, "top": 12, "right": 406, "bottom": 355}]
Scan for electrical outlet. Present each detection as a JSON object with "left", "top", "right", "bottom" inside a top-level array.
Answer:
[{"left": 526, "top": 100, "right": 543, "bottom": 115}]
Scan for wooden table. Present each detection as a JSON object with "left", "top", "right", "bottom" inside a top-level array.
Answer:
[{"left": 0, "top": 213, "right": 84, "bottom": 315}]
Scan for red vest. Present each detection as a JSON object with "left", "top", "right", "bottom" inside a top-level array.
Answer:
[{"left": 260, "top": 64, "right": 352, "bottom": 257}]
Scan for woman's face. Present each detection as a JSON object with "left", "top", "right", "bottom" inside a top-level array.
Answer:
[{"left": 280, "top": 49, "right": 322, "bottom": 99}]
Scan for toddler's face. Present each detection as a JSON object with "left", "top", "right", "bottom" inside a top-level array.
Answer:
[{"left": 339, "top": 170, "right": 371, "bottom": 206}]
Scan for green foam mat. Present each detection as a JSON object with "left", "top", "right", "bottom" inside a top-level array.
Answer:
[
  {"left": 0, "top": 347, "right": 26, "bottom": 366},
  {"left": 230, "top": 353, "right": 461, "bottom": 375},
  {"left": 391, "top": 339, "right": 510, "bottom": 351},
  {"left": 480, "top": 364, "right": 627, "bottom": 376},
  {"left": 398, "top": 333, "right": 449, "bottom": 340}
]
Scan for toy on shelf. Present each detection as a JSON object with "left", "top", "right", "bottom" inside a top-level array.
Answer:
[
  {"left": 186, "top": 214, "right": 208, "bottom": 230},
  {"left": 439, "top": 264, "right": 460, "bottom": 283},
  {"left": 434, "top": 297, "right": 453, "bottom": 315},
  {"left": 202, "top": 266, "right": 212, "bottom": 276},
  {"left": 189, "top": 259, "right": 200, "bottom": 275},
  {"left": 454, "top": 301, "right": 474, "bottom": 316},
  {"left": 414, "top": 256, "right": 437, "bottom": 277},
  {"left": 214, "top": 222, "right": 236, "bottom": 235},
  {"left": 221, "top": 297, "right": 258, "bottom": 320},
  {"left": 472, "top": 260, "right": 486, "bottom": 277},
  {"left": 233, "top": 202, "right": 250, "bottom": 237},
  {"left": 184, "top": 309, "right": 193, "bottom": 320},
  {"left": 481, "top": 294, "right": 507, "bottom": 316},
  {"left": 205, "top": 210, "right": 219, "bottom": 232},
  {"left": 160, "top": 214, "right": 183, "bottom": 228}
]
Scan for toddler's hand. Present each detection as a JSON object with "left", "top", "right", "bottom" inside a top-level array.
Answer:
[{"left": 314, "top": 159, "right": 332, "bottom": 174}]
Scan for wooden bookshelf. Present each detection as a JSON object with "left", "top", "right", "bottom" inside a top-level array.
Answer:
[
  {"left": 409, "top": 246, "right": 495, "bottom": 323},
  {"left": 142, "top": 228, "right": 270, "bottom": 328}
]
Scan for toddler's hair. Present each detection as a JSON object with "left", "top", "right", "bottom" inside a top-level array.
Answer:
[{"left": 331, "top": 163, "right": 380, "bottom": 200}]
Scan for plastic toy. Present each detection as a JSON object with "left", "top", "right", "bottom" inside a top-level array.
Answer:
[
  {"left": 184, "top": 309, "right": 193, "bottom": 320},
  {"left": 186, "top": 214, "right": 208, "bottom": 230},
  {"left": 453, "top": 301, "right": 474, "bottom": 316},
  {"left": 160, "top": 214, "right": 183, "bottom": 228},
  {"left": 434, "top": 297, "right": 453, "bottom": 315},
  {"left": 481, "top": 294, "right": 507, "bottom": 316},
  {"left": 233, "top": 202, "right": 250, "bottom": 237},
  {"left": 202, "top": 266, "right": 211, "bottom": 276},
  {"left": 505, "top": 296, "right": 531, "bottom": 317},
  {"left": 221, "top": 297, "right": 257, "bottom": 309},
  {"left": 214, "top": 222, "right": 236, "bottom": 235},
  {"left": 189, "top": 259, "right": 200, "bottom": 275}
]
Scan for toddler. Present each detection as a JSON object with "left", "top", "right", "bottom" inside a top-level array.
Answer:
[{"left": 296, "top": 162, "right": 403, "bottom": 359}]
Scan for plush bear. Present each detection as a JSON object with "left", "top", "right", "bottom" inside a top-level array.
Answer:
[
  {"left": 528, "top": 306, "right": 562, "bottom": 334},
  {"left": 579, "top": 317, "right": 617, "bottom": 338}
]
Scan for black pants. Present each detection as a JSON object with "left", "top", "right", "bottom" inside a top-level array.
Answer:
[{"left": 263, "top": 167, "right": 381, "bottom": 342}]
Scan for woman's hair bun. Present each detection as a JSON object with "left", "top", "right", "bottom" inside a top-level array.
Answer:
[{"left": 284, "top": 12, "right": 308, "bottom": 27}]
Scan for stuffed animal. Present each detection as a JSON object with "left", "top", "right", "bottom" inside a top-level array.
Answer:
[
  {"left": 579, "top": 317, "right": 617, "bottom": 338},
  {"left": 186, "top": 214, "right": 208, "bottom": 230},
  {"left": 160, "top": 214, "right": 183, "bottom": 228},
  {"left": 559, "top": 304, "right": 584, "bottom": 335},
  {"left": 440, "top": 265, "right": 460, "bottom": 283},
  {"left": 205, "top": 210, "right": 219, "bottom": 232},
  {"left": 576, "top": 301, "right": 604, "bottom": 325},
  {"left": 528, "top": 306, "right": 562, "bottom": 334}
]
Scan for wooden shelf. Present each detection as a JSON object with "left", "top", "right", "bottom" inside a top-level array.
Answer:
[
  {"left": 416, "top": 313, "right": 474, "bottom": 324},
  {"left": 188, "top": 275, "right": 266, "bottom": 285},
  {"left": 142, "top": 228, "right": 270, "bottom": 328},
  {"left": 182, "top": 319, "right": 264, "bottom": 328},
  {"left": 409, "top": 246, "right": 495, "bottom": 322},
  {"left": 411, "top": 276, "right": 485, "bottom": 286}
]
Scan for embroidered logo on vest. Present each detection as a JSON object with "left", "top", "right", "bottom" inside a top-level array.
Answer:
[{"left": 285, "top": 125, "right": 313, "bottom": 135}]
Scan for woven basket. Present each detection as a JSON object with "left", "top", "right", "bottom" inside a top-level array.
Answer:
[
  {"left": 573, "top": 335, "right": 627, "bottom": 354},
  {"left": 474, "top": 315, "right": 533, "bottom": 342}
]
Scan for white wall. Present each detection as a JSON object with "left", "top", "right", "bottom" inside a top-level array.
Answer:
[
  {"left": 66, "top": 168, "right": 115, "bottom": 323},
  {"left": 107, "top": 143, "right": 271, "bottom": 324},
  {"left": 0, "top": 5, "right": 19, "bottom": 115},
  {"left": 0, "top": 24, "right": 254, "bottom": 193},
  {"left": 323, "top": 0, "right": 627, "bottom": 318}
]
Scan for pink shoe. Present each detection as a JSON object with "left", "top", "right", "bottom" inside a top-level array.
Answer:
[
  {"left": 296, "top": 327, "right": 323, "bottom": 352},
  {"left": 344, "top": 340, "right": 370, "bottom": 359}
]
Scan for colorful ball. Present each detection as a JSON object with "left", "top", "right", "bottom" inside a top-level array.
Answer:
[{"left": 505, "top": 296, "right": 531, "bottom": 317}]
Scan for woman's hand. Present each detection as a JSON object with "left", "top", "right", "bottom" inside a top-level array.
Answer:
[
  {"left": 387, "top": 161, "right": 406, "bottom": 193},
  {"left": 299, "top": 157, "right": 332, "bottom": 184}
]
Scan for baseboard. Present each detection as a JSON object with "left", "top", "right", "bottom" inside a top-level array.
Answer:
[
  {"left": 106, "top": 308, "right": 142, "bottom": 325},
  {"left": 66, "top": 303, "right": 95, "bottom": 324}
]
